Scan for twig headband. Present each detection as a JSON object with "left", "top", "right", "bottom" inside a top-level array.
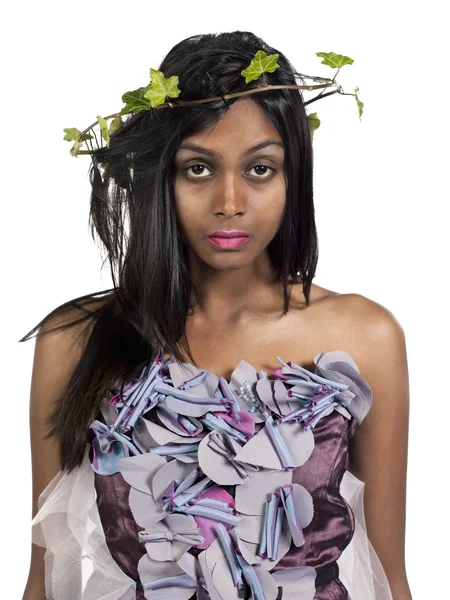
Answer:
[{"left": 63, "top": 50, "right": 364, "bottom": 158}]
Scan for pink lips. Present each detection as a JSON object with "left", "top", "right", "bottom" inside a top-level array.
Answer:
[{"left": 208, "top": 230, "right": 250, "bottom": 250}]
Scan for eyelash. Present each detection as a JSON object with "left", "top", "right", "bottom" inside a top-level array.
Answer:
[{"left": 184, "top": 163, "right": 277, "bottom": 180}]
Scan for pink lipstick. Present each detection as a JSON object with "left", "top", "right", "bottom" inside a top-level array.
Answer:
[{"left": 208, "top": 230, "right": 250, "bottom": 250}]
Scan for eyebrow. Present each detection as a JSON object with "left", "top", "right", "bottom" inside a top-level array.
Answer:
[{"left": 176, "top": 139, "right": 284, "bottom": 159}]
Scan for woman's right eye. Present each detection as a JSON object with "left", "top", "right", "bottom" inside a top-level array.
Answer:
[{"left": 185, "top": 164, "right": 212, "bottom": 178}]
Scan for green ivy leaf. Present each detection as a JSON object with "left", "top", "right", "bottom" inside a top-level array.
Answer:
[
  {"left": 120, "top": 84, "right": 152, "bottom": 116},
  {"left": 63, "top": 127, "right": 93, "bottom": 143},
  {"left": 354, "top": 86, "right": 364, "bottom": 119},
  {"left": 307, "top": 112, "right": 321, "bottom": 143},
  {"left": 316, "top": 51, "right": 354, "bottom": 68},
  {"left": 241, "top": 50, "right": 280, "bottom": 84},
  {"left": 109, "top": 116, "right": 123, "bottom": 135},
  {"left": 144, "top": 68, "right": 181, "bottom": 108},
  {"left": 63, "top": 128, "right": 93, "bottom": 156},
  {"left": 97, "top": 115, "right": 110, "bottom": 145}
]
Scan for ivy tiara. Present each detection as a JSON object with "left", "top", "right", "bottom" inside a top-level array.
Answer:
[{"left": 63, "top": 49, "right": 364, "bottom": 158}]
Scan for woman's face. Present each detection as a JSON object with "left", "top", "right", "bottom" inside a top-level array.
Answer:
[{"left": 173, "top": 97, "right": 286, "bottom": 272}]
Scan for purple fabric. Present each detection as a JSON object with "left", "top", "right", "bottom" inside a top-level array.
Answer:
[
  {"left": 94, "top": 409, "right": 357, "bottom": 600},
  {"left": 272, "top": 410, "right": 358, "bottom": 599},
  {"left": 93, "top": 471, "right": 147, "bottom": 600}
]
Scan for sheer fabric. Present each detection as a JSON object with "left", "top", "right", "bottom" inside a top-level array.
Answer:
[
  {"left": 31, "top": 443, "right": 392, "bottom": 600},
  {"left": 31, "top": 444, "right": 136, "bottom": 600},
  {"left": 338, "top": 470, "right": 393, "bottom": 600}
]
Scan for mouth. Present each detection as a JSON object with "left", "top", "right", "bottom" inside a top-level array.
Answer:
[
  {"left": 208, "top": 230, "right": 250, "bottom": 238},
  {"left": 208, "top": 234, "right": 250, "bottom": 250}
]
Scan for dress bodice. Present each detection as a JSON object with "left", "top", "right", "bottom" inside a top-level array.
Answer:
[{"left": 89, "top": 347, "right": 373, "bottom": 600}]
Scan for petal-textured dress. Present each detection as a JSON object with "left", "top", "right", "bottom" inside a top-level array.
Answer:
[{"left": 31, "top": 348, "right": 393, "bottom": 600}]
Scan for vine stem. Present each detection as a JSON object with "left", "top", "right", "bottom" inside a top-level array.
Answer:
[
  {"left": 307, "top": 66, "right": 342, "bottom": 104},
  {"left": 75, "top": 81, "right": 338, "bottom": 143}
]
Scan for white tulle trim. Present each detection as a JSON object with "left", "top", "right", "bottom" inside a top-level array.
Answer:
[
  {"left": 31, "top": 443, "right": 392, "bottom": 600},
  {"left": 338, "top": 470, "right": 393, "bottom": 600},
  {"left": 31, "top": 443, "right": 137, "bottom": 600}
]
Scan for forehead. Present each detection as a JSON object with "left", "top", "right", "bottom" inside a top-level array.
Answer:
[{"left": 177, "top": 97, "right": 284, "bottom": 155}]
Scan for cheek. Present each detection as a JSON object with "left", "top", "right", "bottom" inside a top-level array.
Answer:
[
  {"left": 256, "top": 193, "right": 287, "bottom": 236},
  {"left": 174, "top": 192, "right": 204, "bottom": 244}
]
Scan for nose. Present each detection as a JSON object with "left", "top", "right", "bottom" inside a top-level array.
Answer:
[{"left": 212, "top": 172, "right": 247, "bottom": 217}]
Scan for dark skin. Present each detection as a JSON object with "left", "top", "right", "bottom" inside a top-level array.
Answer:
[{"left": 169, "top": 97, "right": 413, "bottom": 599}]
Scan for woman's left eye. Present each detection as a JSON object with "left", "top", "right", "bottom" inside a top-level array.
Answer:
[{"left": 249, "top": 165, "right": 275, "bottom": 178}]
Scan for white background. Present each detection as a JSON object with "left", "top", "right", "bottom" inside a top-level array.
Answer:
[{"left": 3, "top": 1, "right": 448, "bottom": 598}]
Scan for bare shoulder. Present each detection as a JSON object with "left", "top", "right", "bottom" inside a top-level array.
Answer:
[
  {"left": 293, "top": 284, "right": 407, "bottom": 368},
  {"left": 322, "top": 292, "right": 408, "bottom": 385},
  {"left": 37, "top": 294, "right": 111, "bottom": 348},
  {"left": 333, "top": 292, "right": 405, "bottom": 345}
]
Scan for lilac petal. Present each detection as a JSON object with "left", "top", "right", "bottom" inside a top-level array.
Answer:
[
  {"left": 198, "top": 430, "right": 258, "bottom": 485},
  {"left": 239, "top": 525, "right": 291, "bottom": 569},
  {"left": 168, "top": 451, "right": 200, "bottom": 464},
  {"left": 138, "top": 552, "right": 197, "bottom": 600},
  {"left": 118, "top": 451, "right": 167, "bottom": 493},
  {"left": 197, "top": 550, "right": 223, "bottom": 600},
  {"left": 255, "top": 379, "right": 293, "bottom": 416},
  {"left": 90, "top": 429, "right": 129, "bottom": 475},
  {"left": 234, "top": 513, "right": 264, "bottom": 544},
  {"left": 313, "top": 350, "right": 373, "bottom": 425},
  {"left": 177, "top": 550, "right": 203, "bottom": 584},
  {"left": 129, "top": 486, "right": 166, "bottom": 528},
  {"left": 141, "top": 513, "right": 202, "bottom": 561},
  {"left": 137, "top": 417, "right": 193, "bottom": 447},
  {"left": 150, "top": 442, "right": 200, "bottom": 457},
  {"left": 235, "top": 468, "right": 292, "bottom": 515},
  {"left": 151, "top": 459, "right": 198, "bottom": 503},
  {"left": 229, "top": 360, "right": 267, "bottom": 423},
  {"left": 233, "top": 420, "right": 314, "bottom": 470},
  {"left": 157, "top": 405, "right": 204, "bottom": 437},
  {"left": 204, "top": 536, "right": 226, "bottom": 568},
  {"left": 168, "top": 362, "right": 220, "bottom": 398},
  {"left": 271, "top": 565, "right": 317, "bottom": 600}
]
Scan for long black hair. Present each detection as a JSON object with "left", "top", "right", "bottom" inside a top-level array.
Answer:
[{"left": 19, "top": 30, "right": 318, "bottom": 472}]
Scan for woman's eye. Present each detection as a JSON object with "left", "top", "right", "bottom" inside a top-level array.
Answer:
[
  {"left": 185, "top": 164, "right": 212, "bottom": 178},
  {"left": 250, "top": 165, "right": 275, "bottom": 178},
  {"left": 185, "top": 164, "right": 275, "bottom": 179}
]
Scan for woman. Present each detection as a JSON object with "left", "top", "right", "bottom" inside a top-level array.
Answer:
[{"left": 21, "top": 31, "right": 412, "bottom": 600}]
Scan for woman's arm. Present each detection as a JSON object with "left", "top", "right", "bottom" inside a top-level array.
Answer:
[
  {"left": 22, "top": 306, "right": 95, "bottom": 600},
  {"left": 348, "top": 297, "right": 413, "bottom": 600}
]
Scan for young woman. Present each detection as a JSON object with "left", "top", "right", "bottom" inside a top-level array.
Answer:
[{"left": 21, "top": 31, "right": 412, "bottom": 600}]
